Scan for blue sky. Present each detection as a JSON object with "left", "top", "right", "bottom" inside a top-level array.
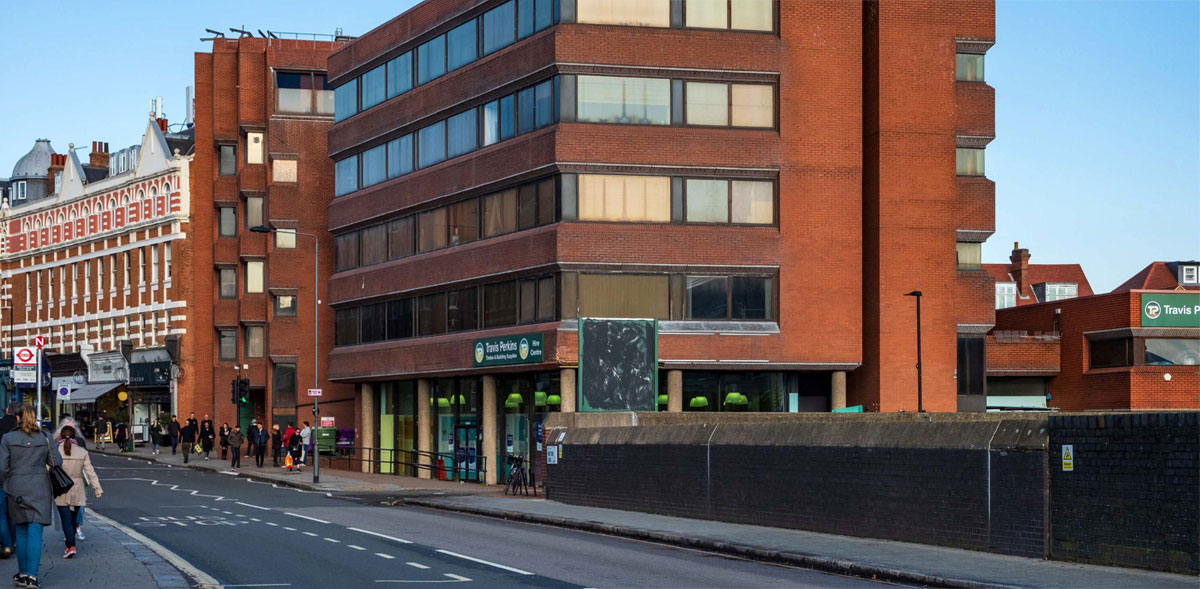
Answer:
[{"left": 0, "top": 1, "right": 1196, "bottom": 291}]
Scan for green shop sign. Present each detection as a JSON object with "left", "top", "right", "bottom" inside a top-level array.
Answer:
[
  {"left": 473, "top": 334, "right": 544, "bottom": 367},
  {"left": 1141, "top": 293, "right": 1200, "bottom": 327}
]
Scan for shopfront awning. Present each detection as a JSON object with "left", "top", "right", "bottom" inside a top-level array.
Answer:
[{"left": 63, "top": 382, "right": 122, "bottom": 404}]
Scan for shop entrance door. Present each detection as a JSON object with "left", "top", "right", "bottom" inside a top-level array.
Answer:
[{"left": 454, "top": 420, "right": 482, "bottom": 483}]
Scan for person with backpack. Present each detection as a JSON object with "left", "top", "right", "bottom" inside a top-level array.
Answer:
[
  {"left": 54, "top": 425, "right": 102, "bottom": 559},
  {"left": 253, "top": 426, "right": 270, "bottom": 468},
  {"left": 227, "top": 426, "right": 244, "bottom": 469},
  {"left": 0, "top": 404, "right": 63, "bottom": 588}
]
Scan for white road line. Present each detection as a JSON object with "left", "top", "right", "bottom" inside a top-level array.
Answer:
[
  {"left": 323, "top": 537, "right": 341, "bottom": 543},
  {"left": 436, "top": 549, "right": 534, "bottom": 575},
  {"left": 445, "top": 574, "right": 472, "bottom": 582},
  {"left": 375, "top": 553, "right": 395, "bottom": 559},
  {"left": 283, "top": 527, "right": 296, "bottom": 531},
  {"left": 303, "top": 532, "right": 318, "bottom": 537},
  {"left": 405, "top": 562, "right": 430, "bottom": 569},
  {"left": 236, "top": 501, "right": 270, "bottom": 511},
  {"left": 284, "top": 512, "right": 330, "bottom": 524},
  {"left": 265, "top": 522, "right": 279, "bottom": 527},
  {"left": 348, "top": 544, "right": 366, "bottom": 551},
  {"left": 249, "top": 518, "right": 261, "bottom": 522},
  {"left": 348, "top": 527, "right": 413, "bottom": 544},
  {"left": 222, "top": 511, "right": 233, "bottom": 515},
  {"left": 88, "top": 511, "right": 221, "bottom": 587}
]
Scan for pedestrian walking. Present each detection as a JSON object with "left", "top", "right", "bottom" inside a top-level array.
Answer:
[
  {"left": 287, "top": 429, "right": 302, "bottom": 472},
  {"left": 219, "top": 423, "right": 231, "bottom": 461},
  {"left": 167, "top": 415, "right": 180, "bottom": 455},
  {"left": 95, "top": 412, "right": 109, "bottom": 450},
  {"left": 149, "top": 418, "right": 163, "bottom": 455},
  {"left": 0, "top": 404, "right": 63, "bottom": 588},
  {"left": 246, "top": 420, "right": 259, "bottom": 458},
  {"left": 180, "top": 419, "right": 197, "bottom": 464},
  {"left": 0, "top": 403, "right": 19, "bottom": 559},
  {"left": 253, "top": 426, "right": 269, "bottom": 468},
  {"left": 54, "top": 425, "right": 101, "bottom": 560},
  {"left": 227, "top": 426, "right": 244, "bottom": 469},
  {"left": 113, "top": 421, "right": 128, "bottom": 453},
  {"left": 200, "top": 415, "right": 215, "bottom": 461},
  {"left": 270, "top": 425, "right": 283, "bottom": 468},
  {"left": 299, "top": 421, "right": 312, "bottom": 466}
]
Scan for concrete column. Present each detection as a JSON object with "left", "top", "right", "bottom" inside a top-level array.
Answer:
[
  {"left": 416, "top": 379, "right": 431, "bottom": 479},
  {"left": 559, "top": 368, "right": 576, "bottom": 413},
  {"left": 667, "top": 369, "right": 683, "bottom": 412},
  {"left": 359, "top": 383, "right": 375, "bottom": 474},
  {"left": 481, "top": 375, "right": 498, "bottom": 486},
  {"left": 831, "top": 371, "right": 847, "bottom": 410}
]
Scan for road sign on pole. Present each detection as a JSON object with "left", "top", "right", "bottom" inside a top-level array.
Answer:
[
  {"left": 32, "top": 336, "right": 45, "bottom": 349},
  {"left": 307, "top": 388, "right": 323, "bottom": 397},
  {"left": 58, "top": 386, "right": 71, "bottom": 402},
  {"left": 14, "top": 347, "right": 36, "bottom": 366}
]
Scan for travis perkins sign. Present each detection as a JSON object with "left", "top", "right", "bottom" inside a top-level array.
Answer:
[
  {"left": 1140, "top": 293, "right": 1200, "bottom": 328},
  {"left": 473, "top": 334, "right": 544, "bottom": 367}
]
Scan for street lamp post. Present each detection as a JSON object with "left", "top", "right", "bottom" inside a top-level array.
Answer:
[
  {"left": 904, "top": 291, "right": 924, "bottom": 412},
  {"left": 251, "top": 226, "right": 321, "bottom": 484}
]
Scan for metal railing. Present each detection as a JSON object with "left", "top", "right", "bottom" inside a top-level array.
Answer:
[{"left": 318, "top": 446, "right": 488, "bottom": 484}]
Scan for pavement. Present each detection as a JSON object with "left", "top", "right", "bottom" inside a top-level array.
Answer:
[
  {"left": 0, "top": 506, "right": 191, "bottom": 588},
  {"left": 97, "top": 444, "right": 1199, "bottom": 589}
]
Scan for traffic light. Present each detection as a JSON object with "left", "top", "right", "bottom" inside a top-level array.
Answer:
[
  {"left": 230, "top": 379, "right": 238, "bottom": 406},
  {"left": 237, "top": 378, "right": 251, "bottom": 406}
]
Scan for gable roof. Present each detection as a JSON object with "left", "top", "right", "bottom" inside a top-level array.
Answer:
[
  {"left": 1112, "top": 261, "right": 1200, "bottom": 293},
  {"left": 983, "top": 263, "right": 1094, "bottom": 305}
]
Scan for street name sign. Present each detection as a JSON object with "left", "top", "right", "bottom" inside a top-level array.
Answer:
[{"left": 307, "top": 388, "right": 323, "bottom": 397}]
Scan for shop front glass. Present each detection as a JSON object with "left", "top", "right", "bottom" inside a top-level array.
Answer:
[
  {"left": 433, "top": 378, "right": 481, "bottom": 482},
  {"left": 680, "top": 372, "right": 791, "bottom": 412},
  {"left": 377, "top": 381, "right": 416, "bottom": 475},
  {"left": 495, "top": 372, "right": 560, "bottom": 485}
]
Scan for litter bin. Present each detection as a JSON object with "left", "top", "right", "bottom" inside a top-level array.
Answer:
[{"left": 316, "top": 427, "right": 337, "bottom": 454}]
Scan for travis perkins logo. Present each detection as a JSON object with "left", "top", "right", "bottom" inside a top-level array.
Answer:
[
  {"left": 474, "top": 343, "right": 486, "bottom": 364},
  {"left": 1144, "top": 301, "right": 1162, "bottom": 319}
]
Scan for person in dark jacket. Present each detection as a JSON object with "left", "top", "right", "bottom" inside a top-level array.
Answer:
[
  {"left": 179, "top": 420, "right": 197, "bottom": 464},
  {"left": 167, "top": 416, "right": 180, "bottom": 455},
  {"left": 227, "top": 426, "right": 244, "bottom": 469},
  {"left": 287, "top": 429, "right": 303, "bottom": 472},
  {"left": 218, "top": 423, "right": 230, "bottom": 460},
  {"left": 113, "top": 421, "right": 128, "bottom": 453},
  {"left": 0, "top": 404, "right": 63, "bottom": 588},
  {"left": 0, "top": 403, "right": 20, "bottom": 559},
  {"left": 246, "top": 420, "right": 260, "bottom": 458},
  {"left": 253, "top": 426, "right": 270, "bottom": 468},
  {"left": 199, "top": 415, "right": 215, "bottom": 461},
  {"left": 270, "top": 425, "right": 283, "bottom": 467}
]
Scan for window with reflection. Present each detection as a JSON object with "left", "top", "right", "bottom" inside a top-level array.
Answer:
[
  {"left": 578, "top": 174, "right": 671, "bottom": 222},
  {"left": 418, "top": 293, "right": 448, "bottom": 336},
  {"left": 483, "top": 1, "right": 516, "bottom": 54},
  {"left": 578, "top": 274, "right": 670, "bottom": 319},
  {"left": 577, "top": 76, "right": 670, "bottom": 125},
  {"left": 447, "top": 287, "right": 479, "bottom": 332},
  {"left": 956, "top": 148, "right": 985, "bottom": 176},
  {"left": 576, "top": 0, "right": 670, "bottom": 27},
  {"left": 447, "top": 110, "right": 478, "bottom": 158},
  {"left": 362, "top": 144, "right": 387, "bottom": 187},
  {"left": 447, "top": 199, "right": 480, "bottom": 246},
  {"left": 388, "top": 135, "right": 413, "bottom": 178},
  {"left": 418, "top": 208, "right": 449, "bottom": 252},
  {"left": 417, "top": 35, "right": 446, "bottom": 84},
  {"left": 335, "top": 308, "right": 360, "bottom": 346},
  {"left": 278, "top": 72, "right": 333, "bottom": 115},
  {"left": 447, "top": 21, "right": 478, "bottom": 71},
  {"left": 388, "top": 52, "right": 413, "bottom": 98},
  {"left": 361, "top": 302, "right": 387, "bottom": 343},
  {"left": 418, "top": 121, "right": 446, "bottom": 168},
  {"left": 360, "top": 224, "right": 388, "bottom": 266},
  {"left": 388, "top": 217, "right": 414, "bottom": 260},
  {"left": 484, "top": 282, "right": 518, "bottom": 328},
  {"left": 361, "top": 65, "right": 386, "bottom": 110},
  {"left": 956, "top": 53, "right": 985, "bottom": 82},
  {"left": 483, "top": 189, "right": 518, "bottom": 237},
  {"left": 335, "top": 232, "right": 359, "bottom": 271},
  {"left": 387, "top": 298, "right": 414, "bottom": 340},
  {"left": 335, "top": 156, "right": 358, "bottom": 197}
]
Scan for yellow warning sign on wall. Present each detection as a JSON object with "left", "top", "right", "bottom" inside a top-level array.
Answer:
[{"left": 1062, "top": 444, "right": 1074, "bottom": 472}]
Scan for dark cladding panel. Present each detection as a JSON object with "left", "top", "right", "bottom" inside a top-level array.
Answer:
[{"left": 578, "top": 319, "right": 657, "bottom": 411}]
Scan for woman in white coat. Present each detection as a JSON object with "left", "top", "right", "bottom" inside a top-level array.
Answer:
[{"left": 54, "top": 425, "right": 101, "bottom": 559}]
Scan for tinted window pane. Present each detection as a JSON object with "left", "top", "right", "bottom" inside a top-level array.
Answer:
[
  {"left": 957, "top": 148, "right": 985, "bottom": 176},
  {"left": 334, "top": 78, "right": 357, "bottom": 121},
  {"left": 447, "top": 109, "right": 478, "bottom": 158},
  {"left": 517, "top": 88, "right": 535, "bottom": 134},
  {"left": 686, "top": 179, "right": 729, "bottom": 222},
  {"left": 576, "top": 0, "right": 669, "bottom": 26},
  {"left": 274, "top": 294, "right": 297, "bottom": 317},
  {"left": 482, "top": 101, "right": 500, "bottom": 146},
  {"left": 731, "top": 84, "right": 774, "bottom": 127},
  {"left": 1090, "top": 338, "right": 1132, "bottom": 368},
  {"left": 484, "top": 282, "right": 518, "bottom": 328},
  {"left": 731, "top": 277, "right": 772, "bottom": 320},
  {"left": 417, "top": 208, "right": 448, "bottom": 252},
  {"left": 731, "top": 180, "right": 773, "bottom": 224},
  {"left": 537, "top": 178, "right": 556, "bottom": 225},
  {"left": 388, "top": 134, "right": 413, "bottom": 178},
  {"left": 360, "top": 302, "right": 387, "bottom": 343},
  {"left": 418, "top": 293, "right": 447, "bottom": 336},
  {"left": 499, "top": 95, "right": 515, "bottom": 140},
  {"left": 577, "top": 76, "right": 670, "bottom": 125},
  {"left": 483, "top": 189, "right": 518, "bottom": 237},
  {"left": 219, "top": 207, "right": 236, "bottom": 236},
  {"left": 483, "top": 2, "right": 516, "bottom": 55},
  {"left": 245, "top": 196, "right": 263, "bottom": 228},
  {"left": 537, "top": 276, "right": 555, "bottom": 320},
  {"left": 360, "top": 224, "right": 388, "bottom": 266},
  {"left": 362, "top": 144, "right": 387, "bottom": 187},
  {"left": 272, "top": 364, "right": 297, "bottom": 403},
  {"left": 517, "top": 0, "right": 534, "bottom": 38},
  {"left": 687, "top": 82, "right": 728, "bottom": 126},
  {"left": 535, "top": 80, "right": 554, "bottom": 127},
  {"left": 1144, "top": 339, "right": 1200, "bottom": 365},
  {"left": 219, "top": 268, "right": 236, "bottom": 298},
  {"left": 518, "top": 184, "right": 537, "bottom": 230},
  {"left": 447, "top": 199, "right": 480, "bottom": 246},
  {"left": 417, "top": 35, "right": 446, "bottom": 84},
  {"left": 335, "top": 308, "right": 359, "bottom": 346},
  {"left": 219, "top": 145, "right": 237, "bottom": 175},
  {"left": 387, "top": 299, "right": 414, "bottom": 340},
  {"left": 335, "top": 232, "right": 359, "bottom": 271},
  {"left": 418, "top": 121, "right": 446, "bottom": 168},
  {"left": 578, "top": 274, "right": 669, "bottom": 319},
  {"left": 447, "top": 21, "right": 477, "bottom": 71},
  {"left": 447, "top": 287, "right": 478, "bottom": 332},
  {"left": 956, "top": 53, "right": 984, "bottom": 82},
  {"left": 535, "top": 0, "right": 554, "bottom": 29},
  {"left": 335, "top": 156, "right": 358, "bottom": 196},
  {"left": 731, "top": 0, "right": 774, "bottom": 31},
  {"left": 388, "top": 217, "right": 414, "bottom": 259},
  {"left": 219, "top": 330, "right": 236, "bottom": 360},
  {"left": 519, "top": 279, "right": 536, "bottom": 323},
  {"left": 687, "top": 276, "right": 728, "bottom": 319},
  {"left": 361, "top": 64, "right": 386, "bottom": 109},
  {"left": 579, "top": 174, "right": 671, "bottom": 222},
  {"left": 387, "top": 52, "right": 413, "bottom": 97}
]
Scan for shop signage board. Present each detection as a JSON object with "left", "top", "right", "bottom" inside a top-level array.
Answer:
[
  {"left": 1140, "top": 293, "right": 1200, "bottom": 327},
  {"left": 472, "top": 334, "right": 544, "bottom": 367},
  {"left": 1062, "top": 445, "right": 1074, "bottom": 472}
]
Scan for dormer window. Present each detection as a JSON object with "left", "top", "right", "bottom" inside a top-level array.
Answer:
[
  {"left": 1036, "top": 282, "right": 1077, "bottom": 303},
  {"left": 1181, "top": 265, "right": 1199, "bottom": 285},
  {"left": 15, "top": 181, "right": 26, "bottom": 200}
]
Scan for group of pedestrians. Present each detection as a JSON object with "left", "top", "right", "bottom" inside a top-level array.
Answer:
[
  {"left": 0, "top": 404, "right": 103, "bottom": 588},
  {"left": 157, "top": 414, "right": 314, "bottom": 472}
]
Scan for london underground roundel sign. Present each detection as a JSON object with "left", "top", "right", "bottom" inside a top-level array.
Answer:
[{"left": 14, "top": 347, "right": 36, "bottom": 366}]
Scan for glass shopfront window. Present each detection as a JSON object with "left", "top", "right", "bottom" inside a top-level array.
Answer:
[
  {"left": 1144, "top": 339, "right": 1200, "bottom": 366},
  {"left": 377, "top": 382, "right": 416, "bottom": 475},
  {"left": 681, "top": 372, "right": 789, "bottom": 412},
  {"left": 433, "top": 378, "right": 482, "bottom": 482},
  {"left": 495, "top": 372, "right": 560, "bottom": 487}
]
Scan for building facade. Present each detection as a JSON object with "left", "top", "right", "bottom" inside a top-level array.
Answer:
[
  {"left": 326, "top": 0, "right": 996, "bottom": 482},
  {"left": 190, "top": 36, "right": 353, "bottom": 432},
  {"left": 983, "top": 242, "right": 1093, "bottom": 310}
]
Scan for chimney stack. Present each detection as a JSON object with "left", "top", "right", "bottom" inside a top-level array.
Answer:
[
  {"left": 47, "top": 153, "right": 66, "bottom": 194},
  {"left": 156, "top": 118, "right": 169, "bottom": 132},
  {"left": 87, "top": 141, "right": 110, "bottom": 169},
  {"left": 1009, "top": 241, "right": 1031, "bottom": 294}
]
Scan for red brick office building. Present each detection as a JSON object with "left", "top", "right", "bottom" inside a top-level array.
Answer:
[
  {"left": 325, "top": 0, "right": 996, "bottom": 481},
  {"left": 190, "top": 36, "right": 354, "bottom": 431}
]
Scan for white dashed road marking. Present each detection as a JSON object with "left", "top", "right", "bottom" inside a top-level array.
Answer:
[
  {"left": 375, "top": 553, "right": 395, "bottom": 560},
  {"left": 348, "top": 527, "right": 413, "bottom": 544},
  {"left": 436, "top": 549, "right": 534, "bottom": 575},
  {"left": 323, "top": 537, "right": 341, "bottom": 543},
  {"left": 445, "top": 575, "right": 472, "bottom": 582},
  {"left": 236, "top": 501, "right": 270, "bottom": 511},
  {"left": 285, "top": 512, "right": 330, "bottom": 524},
  {"left": 348, "top": 545, "right": 366, "bottom": 551},
  {"left": 405, "top": 562, "right": 429, "bottom": 570},
  {"left": 303, "top": 532, "right": 318, "bottom": 537},
  {"left": 283, "top": 527, "right": 296, "bottom": 531}
]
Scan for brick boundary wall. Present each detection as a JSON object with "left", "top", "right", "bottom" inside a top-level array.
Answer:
[{"left": 545, "top": 412, "right": 1198, "bottom": 574}]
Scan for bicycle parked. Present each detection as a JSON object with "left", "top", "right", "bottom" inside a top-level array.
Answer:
[{"left": 504, "top": 453, "right": 534, "bottom": 496}]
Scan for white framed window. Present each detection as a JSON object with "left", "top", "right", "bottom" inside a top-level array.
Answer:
[
  {"left": 165, "top": 243, "right": 173, "bottom": 284},
  {"left": 123, "top": 252, "right": 130, "bottom": 291},
  {"left": 995, "top": 282, "right": 1016, "bottom": 310},
  {"left": 1180, "top": 265, "right": 1198, "bottom": 285},
  {"left": 15, "top": 181, "right": 26, "bottom": 200},
  {"left": 151, "top": 244, "right": 159, "bottom": 285},
  {"left": 1041, "top": 283, "right": 1078, "bottom": 302}
]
